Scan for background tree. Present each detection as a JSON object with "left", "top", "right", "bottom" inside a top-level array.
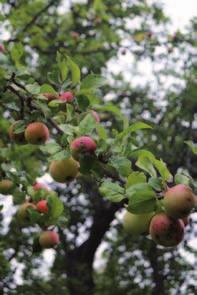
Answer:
[{"left": 0, "top": 1, "right": 196, "bottom": 295}]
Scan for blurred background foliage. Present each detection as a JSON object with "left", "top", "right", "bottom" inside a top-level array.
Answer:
[{"left": 0, "top": 0, "right": 197, "bottom": 294}]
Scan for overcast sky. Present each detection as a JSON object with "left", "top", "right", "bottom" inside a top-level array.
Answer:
[{"left": 163, "top": 0, "right": 197, "bottom": 29}]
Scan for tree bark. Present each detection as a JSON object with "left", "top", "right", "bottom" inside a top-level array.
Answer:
[
  {"left": 149, "top": 241, "right": 165, "bottom": 295},
  {"left": 65, "top": 191, "right": 121, "bottom": 295}
]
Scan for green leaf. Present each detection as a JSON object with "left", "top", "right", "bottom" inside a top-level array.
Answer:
[
  {"left": 47, "top": 194, "right": 64, "bottom": 223},
  {"left": 79, "top": 114, "right": 96, "bottom": 135},
  {"left": 96, "top": 124, "right": 107, "bottom": 140},
  {"left": 126, "top": 183, "right": 156, "bottom": 214},
  {"left": 40, "top": 84, "right": 57, "bottom": 94},
  {"left": 95, "top": 104, "right": 123, "bottom": 118},
  {"left": 28, "top": 208, "right": 41, "bottom": 224},
  {"left": 175, "top": 174, "right": 191, "bottom": 186},
  {"left": 136, "top": 155, "right": 157, "bottom": 177},
  {"left": 110, "top": 157, "right": 132, "bottom": 177},
  {"left": 10, "top": 43, "right": 24, "bottom": 64},
  {"left": 56, "top": 52, "right": 68, "bottom": 81},
  {"left": 185, "top": 140, "right": 197, "bottom": 155},
  {"left": 81, "top": 74, "right": 106, "bottom": 89},
  {"left": 153, "top": 159, "right": 172, "bottom": 182},
  {"left": 99, "top": 181, "right": 125, "bottom": 202},
  {"left": 58, "top": 124, "right": 77, "bottom": 136},
  {"left": 49, "top": 150, "right": 71, "bottom": 161},
  {"left": 148, "top": 177, "right": 163, "bottom": 191},
  {"left": 47, "top": 68, "right": 60, "bottom": 84},
  {"left": 117, "top": 121, "right": 152, "bottom": 139},
  {"left": 12, "top": 120, "right": 25, "bottom": 134},
  {"left": 126, "top": 172, "right": 146, "bottom": 188},
  {"left": 76, "top": 95, "right": 90, "bottom": 111},
  {"left": 67, "top": 56, "right": 81, "bottom": 85},
  {"left": 34, "top": 101, "right": 50, "bottom": 116},
  {"left": 26, "top": 83, "right": 40, "bottom": 95},
  {"left": 40, "top": 142, "right": 62, "bottom": 154}
]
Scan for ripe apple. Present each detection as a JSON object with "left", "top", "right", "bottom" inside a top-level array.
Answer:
[
  {"left": 163, "top": 184, "right": 195, "bottom": 219},
  {"left": 49, "top": 156, "right": 80, "bottom": 183},
  {"left": 149, "top": 213, "right": 184, "bottom": 247},
  {"left": 36, "top": 200, "right": 48, "bottom": 214},
  {"left": 25, "top": 122, "right": 49, "bottom": 144},
  {"left": 59, "top": 91, "right": 74, "bottom": 103},
  {"left": 70, "top": 136, "right": 97, "bottom": 155},
  {"left": 0, "top": 179, "right": 14, "bottom": 195},
  {"left": 123, "top": 211, "right": 154, "bottom": 235},
  {"left": 39, "top": 231, "right": 60, "bottom": 248},
  {"left": 9, "top": 121, "right": 26, "bottom": 144}
]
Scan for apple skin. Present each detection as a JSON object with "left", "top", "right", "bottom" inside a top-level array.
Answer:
[
  {"left": 49, "top": 157, "right": 80, "bottom": 183},
  {"left": 123, "top": 211, "right": 154, "bottom": 235},
  {"left": 25, "top": 122, "right": 49, "bottom": 144},
  {"left": 0, "top": 179, "right": 14, "bottom": 195},
  {"left": 70, "top": 136, "right": 97, "bottom": 155},
  {"left": 91, "top": 111, "right": 100, "bottom": 123},
  {"left": 36, "top": 200, "right": 48, "bottom": 214},
  {"left": 17, "top": 202, "right": 37, "bottom": 223},
  {"left": 163, "top": 184, "right": 195, "bottom": 219},
  {"left": 149, "top": 213, "right": 184, "bottom": 247},
  {"left": 39, "top": 231, "right": 60, "bottom": 248},
  {"left": 59, "top": 92, "right": 74, "bottom": 103},
  {"left": 33, "top": 182, "right": 49, "bottom": 191},
  {"left": 9, "top": 121, "right": 26, "bottom": 144}
]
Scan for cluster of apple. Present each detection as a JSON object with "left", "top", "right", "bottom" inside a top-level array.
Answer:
[
  {"left": 2, "top": 90, "right": 100, "bottom": 250},
  {"left": 123, "top": 184, "right": 196, "bottom": 247},
  {"left": 17, "top": 183, "right": 60, "bottom": 249}
]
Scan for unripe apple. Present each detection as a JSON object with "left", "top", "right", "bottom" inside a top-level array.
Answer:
[
  {"left": 59, "top": 91, "right": 74, "bottom": 103},
  {"left": 17, "top": 202, "right": 36, "bottom": 223},
  {"left": 123, "top": 211, "right": 154, "bottom": 235},
  {"left": 0, "top": 179, "right": 14, "bottom": 195},
  {"left": 9, "top": 121, "right": 26, "bottom": 144},
  {"left": 70, "top": 136, "right": 97, "bottom": 155},
  {"left": 33, "top": 182, "right": 49, "bottom": 191},
  {"left": 91, "top": 111, "right": 100, "bottom": 123},
  {"left": 36, "top": 200, "right": 48, "bottom": 214},
  {"left": 39, "top": 231, "right": 60, "bottom": 248},
  {"left": 49, "top": 156, "right": 80, "bottom": 183},
  {"left": 42, "top": 93, "right": 59, "bottom": 101},
  {"left": 25, "top": 122, "right": 49, "bottom": 144},
  {"left": 163, "top": 184, "right": 195, "bottom": 219},
  {"left": 149, "top": 213, "right": 184, "bottom": 247}
]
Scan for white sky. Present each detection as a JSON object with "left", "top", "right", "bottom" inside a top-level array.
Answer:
[{"left": 163, "top": 0, "right": 197, "bottom": 29}]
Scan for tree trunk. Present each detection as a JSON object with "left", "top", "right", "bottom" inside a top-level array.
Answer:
[
  {"left": 65, "top": 201, "right": 120, "bottom": 295},
  {"left": 149, "top": 241, "right": 165, "bottom": 295}
]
